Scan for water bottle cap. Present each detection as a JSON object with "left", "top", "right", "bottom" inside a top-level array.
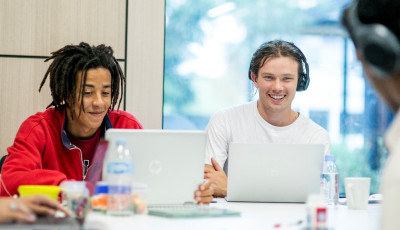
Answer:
[
  {"left": 115, "top": 138, "right": 127, "bottom": 145},
  {"left": 325, "top": 154, "right": 335, "bottom": 162}
]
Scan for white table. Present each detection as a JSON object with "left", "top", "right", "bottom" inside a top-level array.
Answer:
[{"left": 83, "top": 199, "right": 381, "bottom": 230}]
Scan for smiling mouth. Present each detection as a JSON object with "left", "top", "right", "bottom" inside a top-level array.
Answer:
[
  {"left": 89, "top": 112, "right": 104, "bottom": 117},
  {"left": 269, "top": 95, "right": 285, "bottom": 100}
]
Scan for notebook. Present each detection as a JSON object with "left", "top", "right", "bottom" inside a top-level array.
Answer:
[
  {"left": 226, "top": 143, "right": 324, "bottom": 203},
  {"left": 105, "top": 129, "right": 206, "bottom": 206}
]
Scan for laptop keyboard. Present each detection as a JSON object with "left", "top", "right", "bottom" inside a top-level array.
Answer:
[
  {"left": 148, "top": 204, "right": 201, "bottom": 211},
  {"left": 147, "top": 204, "right": 240, "bottom": 218}
]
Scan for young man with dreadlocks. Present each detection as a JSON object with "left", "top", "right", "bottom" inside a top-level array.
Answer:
[
  {"left": 0, "top": 42, "right": 143, "bottom": 196},
  {"left": 1, "top": 42, "right": 214, "bottom": 205}
]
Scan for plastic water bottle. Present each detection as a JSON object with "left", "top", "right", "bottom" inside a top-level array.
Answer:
[
  {"left": 104, "top": 138, "right": 134, "bottom": 215},
  {"left": 321, "top": 154, "right": 339, "bottom": 205}
]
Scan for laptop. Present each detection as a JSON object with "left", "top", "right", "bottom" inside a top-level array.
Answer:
[
  {"left": 86, "top": 139, "right": 109, "bottom": 195},
  {"left": 105, "top": 129, "right": 206, "bottom": 206},
  {"left": 226, "top": 143, "right": 324, "bottom": 203},
  {"left": 0, "top": 142, "right": 111, "bottom": 229},
  {"left": 0, "top": 215, "right": 80, "bottom": 230}
]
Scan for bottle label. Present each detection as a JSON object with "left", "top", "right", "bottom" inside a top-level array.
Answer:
[
  {"left": 107, "top": 162, "right": 134, "bottom": 174},
  {"left": 316, "top": 207, "right": 327, "bottom": 227},
  {"left": 321, "top": 173, "right": 339, "bottom": 205}
]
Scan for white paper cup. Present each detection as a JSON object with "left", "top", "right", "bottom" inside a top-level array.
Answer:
[
  {"left": 345, "top": 177, "right": 370, "bottom": 210},
  {"left": 60, "top": 181, "right": 89, "bottom": 217}
]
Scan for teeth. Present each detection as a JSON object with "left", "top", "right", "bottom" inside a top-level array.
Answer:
[{"left": 271, "top": 95, "right": 284, "bottom": 100}]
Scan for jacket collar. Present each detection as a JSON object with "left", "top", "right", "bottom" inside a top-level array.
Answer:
[{"left": 61, "top": 109, "right": 113, "bottom": 148}]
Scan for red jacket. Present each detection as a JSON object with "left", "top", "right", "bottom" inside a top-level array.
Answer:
[{"left": 0, "top": 107, "right": 142, "bottom": 196}]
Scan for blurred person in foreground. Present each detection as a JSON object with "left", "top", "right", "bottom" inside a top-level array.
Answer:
[
  {"left": 342, "top": 0, "right": 400, "bottom": 229},
  {"left": 0, "top": 195, "right": 71, "bottom": 223}
]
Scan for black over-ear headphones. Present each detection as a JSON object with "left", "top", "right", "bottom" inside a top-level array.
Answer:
[
  {"left": 342, "top": 0, "right": 400, "bottom": 77},
  {"left": 248, "top": 41, "right": 310, "bottom": 92},
  {"left": 291, "top": 43, "right": 310, "bottom": 92}
]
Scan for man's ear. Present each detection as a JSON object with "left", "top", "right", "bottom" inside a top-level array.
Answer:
[{"left": 250, "top": 72, "right": 259, "bottom": 88}]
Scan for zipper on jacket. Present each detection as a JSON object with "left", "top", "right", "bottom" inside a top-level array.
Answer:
[
  {"left": 70, "top": 145, "right": 86, "bottom": 180},
  {"left": 83, "top": 160, "right": 89, "bottom": 178}
]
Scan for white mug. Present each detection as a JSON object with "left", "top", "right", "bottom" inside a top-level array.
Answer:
[{"left": 345, "top": 177, "right": 370, "bottom": 210}]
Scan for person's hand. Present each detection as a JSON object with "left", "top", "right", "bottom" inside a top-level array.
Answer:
[
  {"left": 0, "top": 195, "right": 72, "bottom": 223},
  {"left": 194, "top": 181, "right": 214, "bottom": 204},
  {"left": 204, "top": 158, "right": 227, "bottom": 197},
  {"left": 19, "top": 194, "right": 72, "bottom": 217},
  {"left": 0, "top": 197, "right": 36, "bottom": 223}
]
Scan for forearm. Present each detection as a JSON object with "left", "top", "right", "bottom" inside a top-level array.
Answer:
[{"left": 1, "top": 170, "right": 66, "bottom": 196}]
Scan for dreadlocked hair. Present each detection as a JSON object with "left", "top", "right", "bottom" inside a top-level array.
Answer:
[{"left": 39, "top": 42, "right": 125, "bottom": 119}]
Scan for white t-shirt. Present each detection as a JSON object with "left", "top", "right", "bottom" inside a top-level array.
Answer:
[
  {"left": 205, "top": 101, "right": 331, "bottom": 171},
  {"left": 381, "top": 109, "right": 400, "bottom": 230}
]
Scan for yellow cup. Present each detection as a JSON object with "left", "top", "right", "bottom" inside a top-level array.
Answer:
[{"left": 18, "top": 185, "right": 60, "bottom": 201}]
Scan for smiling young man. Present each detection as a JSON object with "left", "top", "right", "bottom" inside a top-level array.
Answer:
[
  {"left": 203, "top": 40, "right": 331, "bottom": 197},
  {"left": 0, "top": 43, "right": 143, "bottom": 196}
]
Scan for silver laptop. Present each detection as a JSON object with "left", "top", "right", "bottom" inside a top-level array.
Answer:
[
  {"left": 226, "top": 143, "right": 324, "bottom": 203},
  {"left": 105, "top": 129, "right": 205, "bottom": 205}
]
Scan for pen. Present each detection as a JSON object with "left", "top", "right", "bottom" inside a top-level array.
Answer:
[{"left": 274, "top": 220, "right": 303, "bottom": 228}]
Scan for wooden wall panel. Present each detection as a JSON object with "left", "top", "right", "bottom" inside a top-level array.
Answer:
[
  {"left": 0, "top": 59, "right": 52, "bottom": 156},
  {"left": 126, "top": 0, "right": 165, "bottom": 129},
  {"left": 0, "top": 0, "right": 126, "bottom": 58}
]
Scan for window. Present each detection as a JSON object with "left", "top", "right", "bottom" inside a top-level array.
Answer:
[{"left": 163, "top": 0, "right": 391, "bottom": 194}]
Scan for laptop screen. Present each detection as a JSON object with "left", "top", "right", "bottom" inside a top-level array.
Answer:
[
  {"left": 226, "top": 143, "right": 324, "bottom": 203},
  {"left": 85, "top": 139, "right": 109, "bottom": 196},
  {"left": 105, "top": 129, "right": 206, "bottom": 205}
]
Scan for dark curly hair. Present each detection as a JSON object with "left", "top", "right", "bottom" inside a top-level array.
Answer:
[{"left": 39, "top": 42, "right": 125, "bottom": 119}]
